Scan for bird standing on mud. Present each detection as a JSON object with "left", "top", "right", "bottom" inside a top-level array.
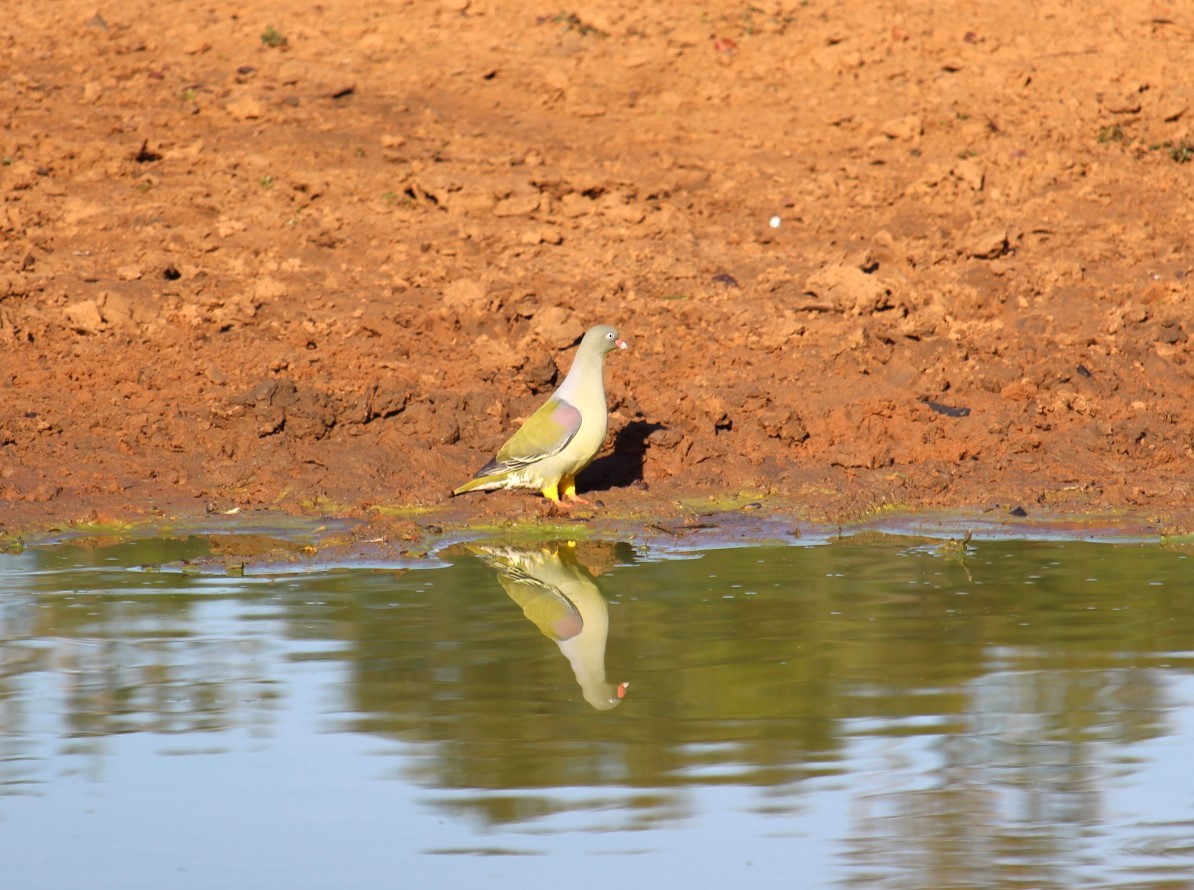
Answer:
[{"left": 453, "top": 324, "right": 629, "bottom": 504}]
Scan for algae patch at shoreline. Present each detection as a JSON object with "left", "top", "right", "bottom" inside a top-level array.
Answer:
[{"left": 4, "top": 503, "right": 1190, "bottom": 575}]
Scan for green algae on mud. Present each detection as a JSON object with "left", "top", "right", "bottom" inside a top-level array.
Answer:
[{"left": 5, "top": 498, "right": 1193, "bottom": 574}]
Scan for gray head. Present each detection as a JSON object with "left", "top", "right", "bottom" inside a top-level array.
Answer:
[{"left": 580, "top": 324, "right": 629, "bottom": 356}]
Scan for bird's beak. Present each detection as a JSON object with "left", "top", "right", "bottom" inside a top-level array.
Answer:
[
  {"left": 616, "top": 338, "right": 629, "bottom": 350},
  {"left": 616, "top": 682, "right": 629, "bottom": 699}
]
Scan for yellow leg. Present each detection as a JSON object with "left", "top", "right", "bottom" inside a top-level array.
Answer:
[
  {"left": 541, "top": 481, "right": 561, "bottom": 502},
  {"left": 560, "top": 476, "right": 591, "bottom": 504}
]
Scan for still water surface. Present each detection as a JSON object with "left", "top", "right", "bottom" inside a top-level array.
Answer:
[{"left": 2, "top": 533, "right": 1193, "bottom": 888}]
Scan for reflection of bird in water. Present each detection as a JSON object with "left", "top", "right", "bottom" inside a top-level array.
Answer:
[{"left": 471, "top": 542, "right": 629, "bottom": 711}]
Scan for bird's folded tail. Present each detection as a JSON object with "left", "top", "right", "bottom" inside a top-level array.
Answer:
[{"left": 453, "top": 465, "right": 511, "bottom": 496}]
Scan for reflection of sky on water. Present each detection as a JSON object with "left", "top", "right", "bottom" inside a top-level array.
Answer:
[
  {"left": 0, "top": 538, "right": 1193, "bottom": 888},
  {"left": 833, "top": 669, "right": 1194, "bottom": 888}
]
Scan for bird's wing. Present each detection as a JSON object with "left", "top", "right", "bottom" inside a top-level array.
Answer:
[
  {"left": 474, "top": 546, "right": 585, "bottom": 640},
  {"left": 473, "top": 397, "right": 582, "bottom": 478},
  {"left": 495, "top": 571, "right": 584, "bottom": 641}
]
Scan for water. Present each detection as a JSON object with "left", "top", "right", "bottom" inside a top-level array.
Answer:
[{"left": 2, "top": 532, "right": 1193, "bottom": 888}]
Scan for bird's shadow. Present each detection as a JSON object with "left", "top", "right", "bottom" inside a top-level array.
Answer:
[{"left": 577, "top": 420, "right": 665, "bottom": 495}]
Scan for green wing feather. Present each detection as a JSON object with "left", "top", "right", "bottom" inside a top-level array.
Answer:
[
  {"left": 455, "top": 398, "right": 581, "bottom": 491},
  {"left": 495, "top": 573, "right": 584, "bottom": 641},
  {"left": 496, "top": 397, "right": 581, "bottom": 464}
]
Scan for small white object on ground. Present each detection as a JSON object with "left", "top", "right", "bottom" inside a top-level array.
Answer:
[{"left": 769, "top": 215, "right": 782, "bottom": 228}]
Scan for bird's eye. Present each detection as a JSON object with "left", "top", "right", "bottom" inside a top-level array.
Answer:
[{"left": 606, "top": 332, "right": 614, "bottom": 339}]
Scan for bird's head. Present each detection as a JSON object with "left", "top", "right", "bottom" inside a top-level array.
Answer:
[{"left": 586, "top": 324, "right": 629, "bottom": 354}]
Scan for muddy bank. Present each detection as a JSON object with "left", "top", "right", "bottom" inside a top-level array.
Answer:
[{"left": 2, "top": 1, "right": 1192, "bottom": 536}]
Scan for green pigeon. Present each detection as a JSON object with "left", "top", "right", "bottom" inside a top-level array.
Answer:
[
  {"left": 453, "top": 324, "right": 629, "bottom": 504},
  {"left": 470, "top": 541, "right": 628, "bottom": 710}
]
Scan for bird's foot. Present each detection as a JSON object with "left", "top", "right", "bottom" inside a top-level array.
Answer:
[{"left": 559, "top": 479, "right": 591, "bottom": 505}]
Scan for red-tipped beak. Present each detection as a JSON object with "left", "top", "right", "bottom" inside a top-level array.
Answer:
[
  {"left": 616, "top": 338, "right": 629, "bottom": 350},
  {"left": 616, "top": 682, "right": 629, "bottom": 699}
]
